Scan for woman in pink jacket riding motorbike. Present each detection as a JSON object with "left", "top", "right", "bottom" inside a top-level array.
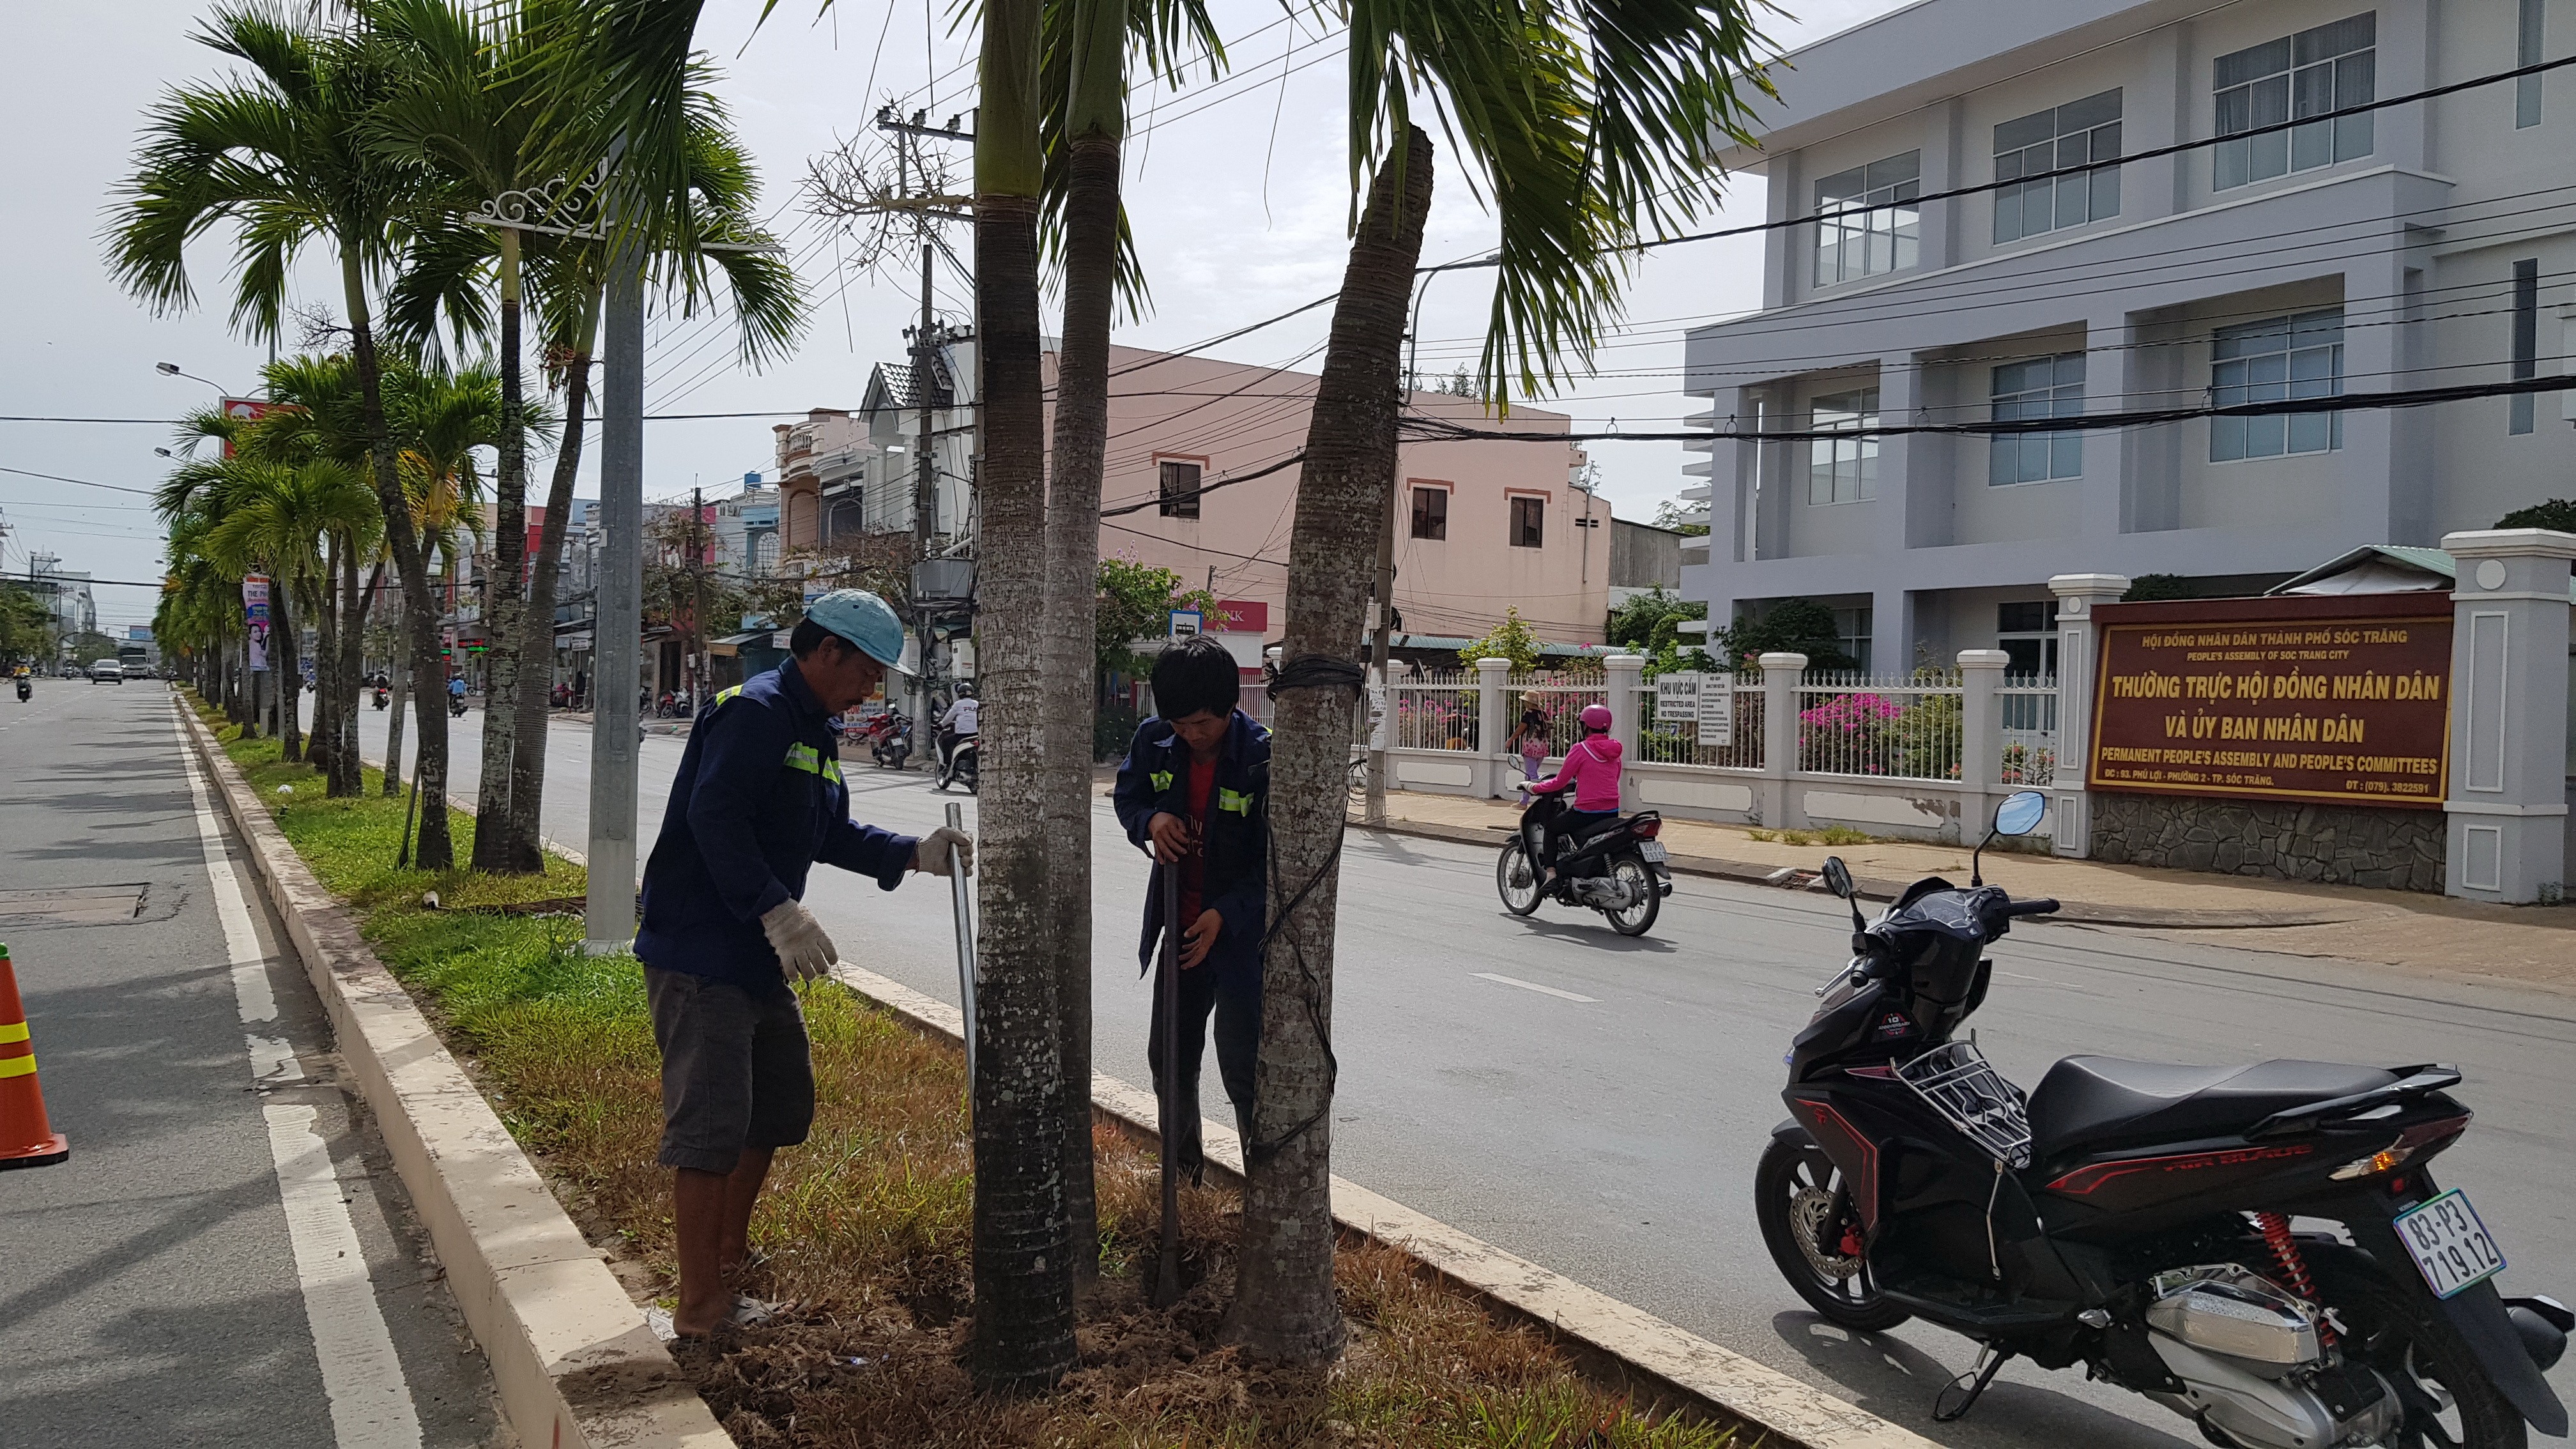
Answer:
[{"left": 1526, "top": 703, "right": 1621, "bottom": 883}]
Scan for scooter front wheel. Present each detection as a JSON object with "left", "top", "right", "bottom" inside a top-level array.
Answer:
[
  {"left": 1496, "top": 839, "right": 1542, "bottom": 916},
  {"left": 1756, "top": 1128, "right": 1910, "bottom": 1331}
]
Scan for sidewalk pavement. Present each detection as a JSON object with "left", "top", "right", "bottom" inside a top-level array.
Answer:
[{"left": 1353, "top": 788, "right": 2576, "bottom": 993}]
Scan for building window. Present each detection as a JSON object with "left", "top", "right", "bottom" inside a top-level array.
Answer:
[
  {"left": 751, "top": 532, "right": 780, "bottom": 576},
  {"left": 1988, "top": 353, "right": 2087, "bottom": 485},
  {"left": 1508, "top": 495, "right": 1545, "bottom": 548},
  {"left": 2520, "top": 0, "right": 2545, "bottom": 127},
  {"left": 1996, "top": 601, "right": 2060, "bottom": 679},
  {"left": 2213, "top": 14, "right": 2375, "bottom": 191},
  {"left": 1814, "top": 151, "right": 1921, "bottom": 286},
  {"left": 2211, "top": 309, "right": 2345, "bottom": 461},
  {"left": 1411, "top": 486, "right": 1449, "bottom": 539},
  {"left": 2511, "top": 259, "right": 2540, "bottom": 434},
  {"left": 1158, "top": 459, "right": 1201, "bottom": 518},
  {"left": 1993, "top": 90, "right": 2121, "bottom": 244},
  {"left": 1836, "top": 607, "right": 1874, "bottom": 674},
  {"left": 1807, "top": 389, "right": 1879, "bottom": 505}
]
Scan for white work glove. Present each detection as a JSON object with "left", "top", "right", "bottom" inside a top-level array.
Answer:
[
  {"left": 760, "top": 899, "right": 838, "bottom": 983},
  {"left": 912, "top": 825, "right": 975, "bottom": 877}
]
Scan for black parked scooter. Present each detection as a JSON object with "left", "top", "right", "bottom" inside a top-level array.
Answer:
[
  {"left": 1757, "top": 788, "right": 2568, "bottom": 1447},
  {"left": 1494, "top": 791, "right": 1673, "bottom": 937}
]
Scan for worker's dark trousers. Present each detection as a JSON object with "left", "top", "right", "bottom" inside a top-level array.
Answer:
[{"left": 1145, "top": 960, "right": 1260, "bottom": 1182}]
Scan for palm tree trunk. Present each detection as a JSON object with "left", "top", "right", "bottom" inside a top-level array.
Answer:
[
  {"left": 336, "top": 548, "right": 369, "bottom": 795},
  {"left": 969, "top": 0, "right": 1076, "bottom": 1391},
  {"left": 473, "top": 231, "right": 530, "bottom": 871},
  {"left": 385, "top": 647, "right": 408, "bottom": 798},
  {"left": 1228, "top": 126, "right": 1435, "bottom": 1364},
  {"left": 504, "top": 332, "right": 596, "bottom": 874},
  {"left": 273, "top": 579, "right": 303, "bottom": 762},
  {"left": 1040, "top": 7, "right": 1128, "bottom": 1278},
  {"left": 344, "top": 249, "right": 452, "bottom": 869},
  {"left": 312, "top": 544, "right": 340, "bottom": 781}
]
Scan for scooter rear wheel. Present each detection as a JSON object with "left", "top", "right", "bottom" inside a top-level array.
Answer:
[
  {"left": 1604, "top": 854, "right": 1660, "bottom": 937},
  {"left": 2312, "top": 1249, "right": 2527, "bottom": 1449},
  {"left": 1756, "top": 1128, "right": 1910, "bottom": 1331},
  {"left": 1496, "top": 839, "right": 1543, "bottom": 916}
]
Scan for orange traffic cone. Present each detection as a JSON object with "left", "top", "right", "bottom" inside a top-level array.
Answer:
[{"left": 0, "top": 943, "right": 68, "bottom": 1171}]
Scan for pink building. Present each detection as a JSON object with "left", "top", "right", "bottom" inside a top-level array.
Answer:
[{"left": 1062, "top": 344, "right": 1607, "bottom": 664}]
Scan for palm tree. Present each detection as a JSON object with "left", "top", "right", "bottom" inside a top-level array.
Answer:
[
  {"left": 109, "top": 4, "right": 466, "bottom": 865},
  {"left": 1229, "top": 0, "right": 1775, "bottom": 1360},
  {"left": 1034, "top": 0, "right": 1224, "bottom": 1288},
  {"left": 376, "top": 7, "right": 801, "bottom": 871},
  {"left": 201, "top": 459, "right": 383, "bottom": 767}
]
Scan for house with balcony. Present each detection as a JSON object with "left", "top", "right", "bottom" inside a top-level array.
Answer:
[
  {"left": 771, "top": 326, "right": 978, "bottom": 557},
  {"left": 1677, "top": 0, "right": 2573, "bottom": 673}
]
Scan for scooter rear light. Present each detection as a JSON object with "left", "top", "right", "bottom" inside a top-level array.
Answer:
[{"left": 1632, "top": 816, "right": 1662, "bottom": 839}]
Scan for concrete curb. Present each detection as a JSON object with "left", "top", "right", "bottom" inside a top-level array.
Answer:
[
  {"left": 180, "top": 705, "right": 732, "bottom": 1449},
  {"left": 1348, "top": 813, "right": 2372, "bottom": 930},
  {"left": 826, "top": 961, "right": 1938, "bottom": 1449}
]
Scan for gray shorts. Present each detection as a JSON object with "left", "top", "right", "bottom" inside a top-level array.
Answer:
[{"left": 645, "top": 967, "right": 816, "bottom": 1174}]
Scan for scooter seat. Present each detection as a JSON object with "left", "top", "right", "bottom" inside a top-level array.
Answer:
[{"left": 2028, "top": 1056, "right": 2396, "bottom": 1158}]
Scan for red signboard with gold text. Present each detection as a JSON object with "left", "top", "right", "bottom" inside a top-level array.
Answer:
[{"left": 2087, "top": 593, "right": 2452, "bottom": 809}]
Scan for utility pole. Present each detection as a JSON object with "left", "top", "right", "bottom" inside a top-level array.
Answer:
[
  {"left": 586, "top": 245, "right": 643, "bottom": 953},
  {"left": 691, "top": 484, "right": 711, "bottom": 707}
]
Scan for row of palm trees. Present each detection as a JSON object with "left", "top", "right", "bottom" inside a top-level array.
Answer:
[
  {"left": 118, "top": 0, "right": 798, "bottom": 870},
  {"left": 132, "top": 0, "right": 1780, "bottom": 1399}
]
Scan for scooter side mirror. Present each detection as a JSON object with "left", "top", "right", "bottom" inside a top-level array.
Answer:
[
  {"left": 1820, "top": 855, "right": 1867, "bottom": 933},
  {"left": 1993, "top": 790, "right": 2048, "bottom": 838},
  {"left": 1820, "top": 856, "right": 1855, "bottom": 899}
]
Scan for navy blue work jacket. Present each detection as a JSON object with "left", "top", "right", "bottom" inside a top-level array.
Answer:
[
  {"left": 1111, "top": 710, "right": 1269, "bottom": 980},
  {"left": 636, "top": 659, "right": 919, "bottom": 990}
]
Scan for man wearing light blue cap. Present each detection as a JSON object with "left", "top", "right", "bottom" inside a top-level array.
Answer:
[{"left": 636, "top": 588, "right": 972, "bottom": 1337}]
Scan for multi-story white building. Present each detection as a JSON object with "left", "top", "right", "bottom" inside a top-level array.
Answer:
[{"left": 1679, "top": 0, "right": 2573, "bottom": 672}]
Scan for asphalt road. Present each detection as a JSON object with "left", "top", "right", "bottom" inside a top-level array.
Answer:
[
  {"left": 365, "top": 700, "right": 2576, "bottom": 1449},
  {"left": 3, "top": 682, "right": 498, "bottom": 1448}
]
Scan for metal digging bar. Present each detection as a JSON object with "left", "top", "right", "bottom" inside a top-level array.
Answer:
[
  {"left": 1152, "top": 859, "right": 1184, "bottom": 1308},
  {"left": 943, "top": 802, "right": 977, "bottom": 1096}
]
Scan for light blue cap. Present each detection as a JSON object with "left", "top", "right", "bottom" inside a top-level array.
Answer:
[{"left": 804, "top": 588, "right": 910, "bottom": 673}]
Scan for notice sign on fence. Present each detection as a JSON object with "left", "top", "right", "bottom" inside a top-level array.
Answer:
[
  {"left": 1654, "top": 673, "right": 1699, "bottom": 723},
  {"left": 2087, "top": 595, "right": 2453, "bottom": 808},
  {"left": 1698, "top": 684, "right": 1733, "bottom": 747}
]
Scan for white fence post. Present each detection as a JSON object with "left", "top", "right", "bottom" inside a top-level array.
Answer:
[
  {"left": 1476, "top": 656, "right": 1511, "bottom": 800},
  {"left": 1759, "top": 652, "right": 1807, "bottom": 829},
  {"left": 2046, "top": 574, "right": 2131, "bottom": 857},
  {"left": 2439, "top": 529, "right": 2575, "bottom": 903},
  {"left": 1958, "top": 649, "right": 2007, "bottom": 841},
  {"left": 1606, "top": 654, "right": 1646, "bottom": 774}
]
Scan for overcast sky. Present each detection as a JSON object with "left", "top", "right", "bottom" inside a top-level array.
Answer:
[{"left": 3, "top": 0, "right": 1904, "bottom": 631}]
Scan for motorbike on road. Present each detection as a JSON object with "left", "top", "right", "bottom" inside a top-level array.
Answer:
[
  {"left": 865, "top": 712, "right": 912, "bottom": 770},
  {"left": 15, "top": 677, "right": 29, "bottom": 703},
  {"left": 935, "top": 734, "right": 979, "bottom": 794},
  {"left": 447, "top": 694, "right": 468, "bottom": 718},
  {"left": 1494, "top": 791, "right": 1673, "bottom": 937},
  {"left": 1755, "top": 789, "right": 2568, "bottom": 1447},
  {"left": 372, "top": 684, "right": 388, "bottom": 710}
]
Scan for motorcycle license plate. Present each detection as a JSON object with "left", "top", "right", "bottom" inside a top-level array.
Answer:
[
  {"left": 2395, "top": 1188, "right": 2506, "bottom": 1299},
  {"left": 1638, "top": 841, "right": 1668, "bottom": 863}
]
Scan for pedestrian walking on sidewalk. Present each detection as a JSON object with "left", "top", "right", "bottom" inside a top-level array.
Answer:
[
  {"left": 634, "top": 589, "right": 972, "bottom": 1338},
  {"left": 1507, "top": 690, "right": 1549, "bottom": 802},
  {"left": 1112, "top": 636, "right": 1268, "bottom": 1181}
]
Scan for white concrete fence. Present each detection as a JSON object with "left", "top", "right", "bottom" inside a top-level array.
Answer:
[{"left": 1372, "top": 527, "right": 2573, "bottom": 903}]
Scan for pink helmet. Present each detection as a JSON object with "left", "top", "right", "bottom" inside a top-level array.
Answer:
[{"left": 1579, "top": 703, "right": 1612, "bottom": 732}]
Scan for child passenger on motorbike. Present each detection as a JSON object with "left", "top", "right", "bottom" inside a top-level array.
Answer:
[{"left": 1526, "top": 703, "right": 1622, "bottom": 884}]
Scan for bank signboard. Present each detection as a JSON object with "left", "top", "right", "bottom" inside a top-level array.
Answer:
[{"left": 2087, "top": 594, "right": 2451, "bottom": 809}]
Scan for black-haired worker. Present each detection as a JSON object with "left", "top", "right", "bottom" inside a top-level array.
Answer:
[{"left": 1111, "top": 636, "right": 1269, "bottom": 1179}]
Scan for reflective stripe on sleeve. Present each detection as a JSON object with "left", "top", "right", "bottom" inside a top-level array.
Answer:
[{"left": 1216, "top": 787, "right": 1253, "bottom": 815}]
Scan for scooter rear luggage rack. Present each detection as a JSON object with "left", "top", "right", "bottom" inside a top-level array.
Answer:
[{"left": 1897, "top": 1039, "right": 2034, "bottom": 1169}]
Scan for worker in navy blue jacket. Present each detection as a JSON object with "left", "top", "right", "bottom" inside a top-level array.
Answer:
[
  {"left": 636, "top": 589, "right": 971, "bottom": 1337},
  {"left": 1112, "top": 636, "right": 1268, "bottom": 1182}
]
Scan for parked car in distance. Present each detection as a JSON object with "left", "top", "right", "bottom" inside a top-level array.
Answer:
[{"left": 89, "top": 659, "right": 125, "bottom": 684}]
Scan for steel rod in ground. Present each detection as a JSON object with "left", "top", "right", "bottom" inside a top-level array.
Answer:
[
  {"left": 943, "top": 801, "right": 977, "bottom": 1092},
  {"left": 1153, "top": 859, "right": 1183, "bottom": 1308}
]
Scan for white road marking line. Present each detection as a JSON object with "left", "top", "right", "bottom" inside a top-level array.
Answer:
[
  {"left": 1473, "top": 971, "right": 1598, "bottom": 1003},
  {"left": 175, "top": 707, "right": 422, "bottom": 1448}
]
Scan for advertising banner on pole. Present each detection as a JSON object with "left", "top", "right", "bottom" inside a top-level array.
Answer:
[{"left": 243, "top": 575, "right": 271, "bottom": 671}]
